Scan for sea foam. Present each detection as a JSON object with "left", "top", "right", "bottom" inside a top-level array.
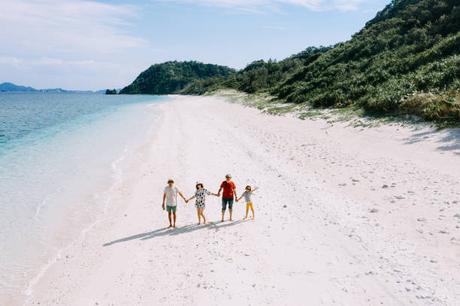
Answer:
[{"left": 0, "top": 93, "right": 165, "bottom": 304}]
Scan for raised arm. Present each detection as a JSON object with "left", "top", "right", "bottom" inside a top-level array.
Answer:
[
  {"left": 187, "top": 195, "right": 196, "bottom": 202},
  {"left": 236, "top": 191, "right": 245, "bottom": 202}
]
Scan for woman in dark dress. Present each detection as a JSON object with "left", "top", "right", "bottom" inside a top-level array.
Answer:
[{"left": 186, "top": 183, "right": 218, "bottom": 225}]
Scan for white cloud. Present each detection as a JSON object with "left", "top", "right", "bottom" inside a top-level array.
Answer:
[
  {"left": 332, "top": 0, "right": 364, "bottom": 11},
  {"left": 155, "top": 0, "right": 364, "bottom": 12},
  {"left": 0, "top": 0, "right": 145, "bottom": 56},
  {"left": 0, "top": 0, "right": 150, "bottom": 89}
]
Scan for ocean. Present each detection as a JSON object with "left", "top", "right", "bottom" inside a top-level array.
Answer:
[{"left": 0, "top": 93, "right": 166, "bottom": 303}]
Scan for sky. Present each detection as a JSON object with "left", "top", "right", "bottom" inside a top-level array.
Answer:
[{"left": 0, "top": 0, "right": 390, "bottom": 90}]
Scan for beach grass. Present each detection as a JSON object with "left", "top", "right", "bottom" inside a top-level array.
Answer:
[{"left": 211, "top": 89, "right": 460, "bottom": 129}]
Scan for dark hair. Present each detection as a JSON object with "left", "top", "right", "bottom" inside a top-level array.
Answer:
[
  {"left": 167, "top": 179, "right": 174, "bottom": 184},
  {"left": 196, "top": 183, "right": 204, "bottom": 189},
  {"left": 245, "top": 185, "right": 251, "bottom": 191}
]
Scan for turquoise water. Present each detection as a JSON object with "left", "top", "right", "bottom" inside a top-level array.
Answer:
[
  {"left": 0, "top": 93, "right": 166, "bottom": 303},
  {"left": 0, "top": 93, "right": 160, "bottom": 153}
]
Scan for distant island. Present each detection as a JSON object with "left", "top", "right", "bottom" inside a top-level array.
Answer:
[
  {"left": 120, "top": 0, "right": 459, "bottom": 123},
  {"left": 0, "top": 82, "right": 103, "bottom": 94},
  {"left": 0, "top": 82, "right": 37, "bottom": 92}
]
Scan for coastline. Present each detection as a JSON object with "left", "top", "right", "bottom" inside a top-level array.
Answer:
[
  {"left": 0, "top": 98, "right": 165, "bottom": 306},
  {"left": 24, "top": 146, "right": 129, "bottom": 301},
  {"left": 207, "top": 89, "right": 460, "bottom": 128},
  {"left": 23, "top": 102, "right": 163, "bottom": 304},
  {"left": 24, "top": 95, "right": 460, "bottom": 305}
]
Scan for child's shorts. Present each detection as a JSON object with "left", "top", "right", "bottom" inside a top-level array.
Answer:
[
  {"left": 246, "top": 202, "right": 254, "bottom": 210},
  {"left": 166, "top": 205, "right": 177, "bottom": 213}
]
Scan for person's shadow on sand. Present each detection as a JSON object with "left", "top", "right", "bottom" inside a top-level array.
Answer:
[{"left": 102, "top": 220, "right": 247, "bottom": 247}]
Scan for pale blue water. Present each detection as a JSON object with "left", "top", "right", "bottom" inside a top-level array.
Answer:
[
  {"left": 0, "top": 93, "right": 161, "bottom": 153},
  {"left": 0, "top": 93, "right": 166, "bottom": 303}
]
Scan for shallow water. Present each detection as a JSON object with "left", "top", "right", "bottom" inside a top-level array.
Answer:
[{"left": 0, "top": 93, "right": 166, "bottom": 303}]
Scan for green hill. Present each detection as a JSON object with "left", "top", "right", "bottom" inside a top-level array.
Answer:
[
  {"left": 187, "top": 0, "right": 460, "bottom": 122},
  {"left": 0, "top": 82, "right": 37, "bottom": 92},
  {"left": 181, "top": 47, "right": 331, "bottom": 95},
  {"left": 119, "top": 61, "right": 235, "bottom": 95}
]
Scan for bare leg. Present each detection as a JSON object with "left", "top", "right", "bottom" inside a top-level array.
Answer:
[
  {"left": 229, "top": 209, "right": 233, "bottom": 221},
  {"left": 250, "top": 206, "right": 255, "bottom": 219},
  {"left": 167, "top": 212, "right": 172, "bottom": 227},
  {"left": 201, "top": 208, "right": 206, "bottom": 224},
  {"left": 221, "top": 210, "right": 225, "bottom": 222},
  {"left": 172, "top": 212, "right": 176, "bottom": 228},
  {"left": 196, "top": 208, "right": 201, "bottom": 225},
  {"left": 244, "top": 204, "right": 249, "bottom": 219}
]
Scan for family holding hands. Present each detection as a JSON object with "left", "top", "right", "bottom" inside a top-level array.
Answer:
[{"left": 162, "top": 174, "right": 257, "bottom": 228}]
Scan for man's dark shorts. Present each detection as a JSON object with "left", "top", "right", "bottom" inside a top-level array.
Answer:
[{"left": 222, "top": 198, "right": 234, "bottom": 211}]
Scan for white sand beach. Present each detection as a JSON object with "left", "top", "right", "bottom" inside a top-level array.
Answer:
[{"left": 25, "top": 95, "right": 460, "bottom": 305}]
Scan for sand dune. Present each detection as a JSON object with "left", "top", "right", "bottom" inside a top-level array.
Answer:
[{"left": 26, "top": 96, "right": 460, "bottom": 306}]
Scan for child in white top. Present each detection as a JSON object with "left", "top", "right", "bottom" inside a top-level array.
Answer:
[
  {"left": 162, "top": 179, "right": 187, "bottom": 228},
  {"left": 237, "top": 185, "right": 257, "bottom": 220}
]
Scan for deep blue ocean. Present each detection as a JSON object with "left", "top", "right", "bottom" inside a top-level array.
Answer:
[{"left": 0, "top": 93, "right": 165, "bottom": 303}]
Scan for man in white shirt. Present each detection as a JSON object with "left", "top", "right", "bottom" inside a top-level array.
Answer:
[{"left": 162, "top": 179, "right": 187, "bottom": 228}]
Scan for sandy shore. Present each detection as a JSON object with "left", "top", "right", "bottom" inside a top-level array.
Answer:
[{"left": 25, "top": 95, "right": 460, "bottom": 305}]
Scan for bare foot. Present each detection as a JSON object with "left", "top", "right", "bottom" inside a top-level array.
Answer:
[
  {"left": 173, "top": 224, "right": 176, "bottom": 228},
  {"left": 168, "top": 225, "right": 172, "bottom": 228}
]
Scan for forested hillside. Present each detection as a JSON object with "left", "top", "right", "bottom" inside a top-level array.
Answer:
[
  {"left": 186, "top": 0, "right": 460, "bottom": 122},
  {"left": 120, "top": 61, "right": 235, "bottom": 95},
  {"left": 181, "top": 47, "right": 330, "bottom": 95}
]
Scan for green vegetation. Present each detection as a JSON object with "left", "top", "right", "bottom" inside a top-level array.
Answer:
[
  {"left": 186, "top": 0, "right": 460, "bottom": 123},
  {"left": 213, "top": 89, "right": 402, "bottom": 128},
  {"left": 207, "top": 89, "right": 286, "bottom": 113},
  {"left": 275, "top": 0, "right": 460, "bottom": 121},
  {"left": 105, "top": 89, "right": 117, "bottom": 95},
  {"left": 120, "top": 61, "right": 235, "bottom": 95},
  {"left": 122, "top": 0, "right": 459, "bottom": 123},
  {"left": 182, "top": 47, "right": 330, "bottom": 95}
]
